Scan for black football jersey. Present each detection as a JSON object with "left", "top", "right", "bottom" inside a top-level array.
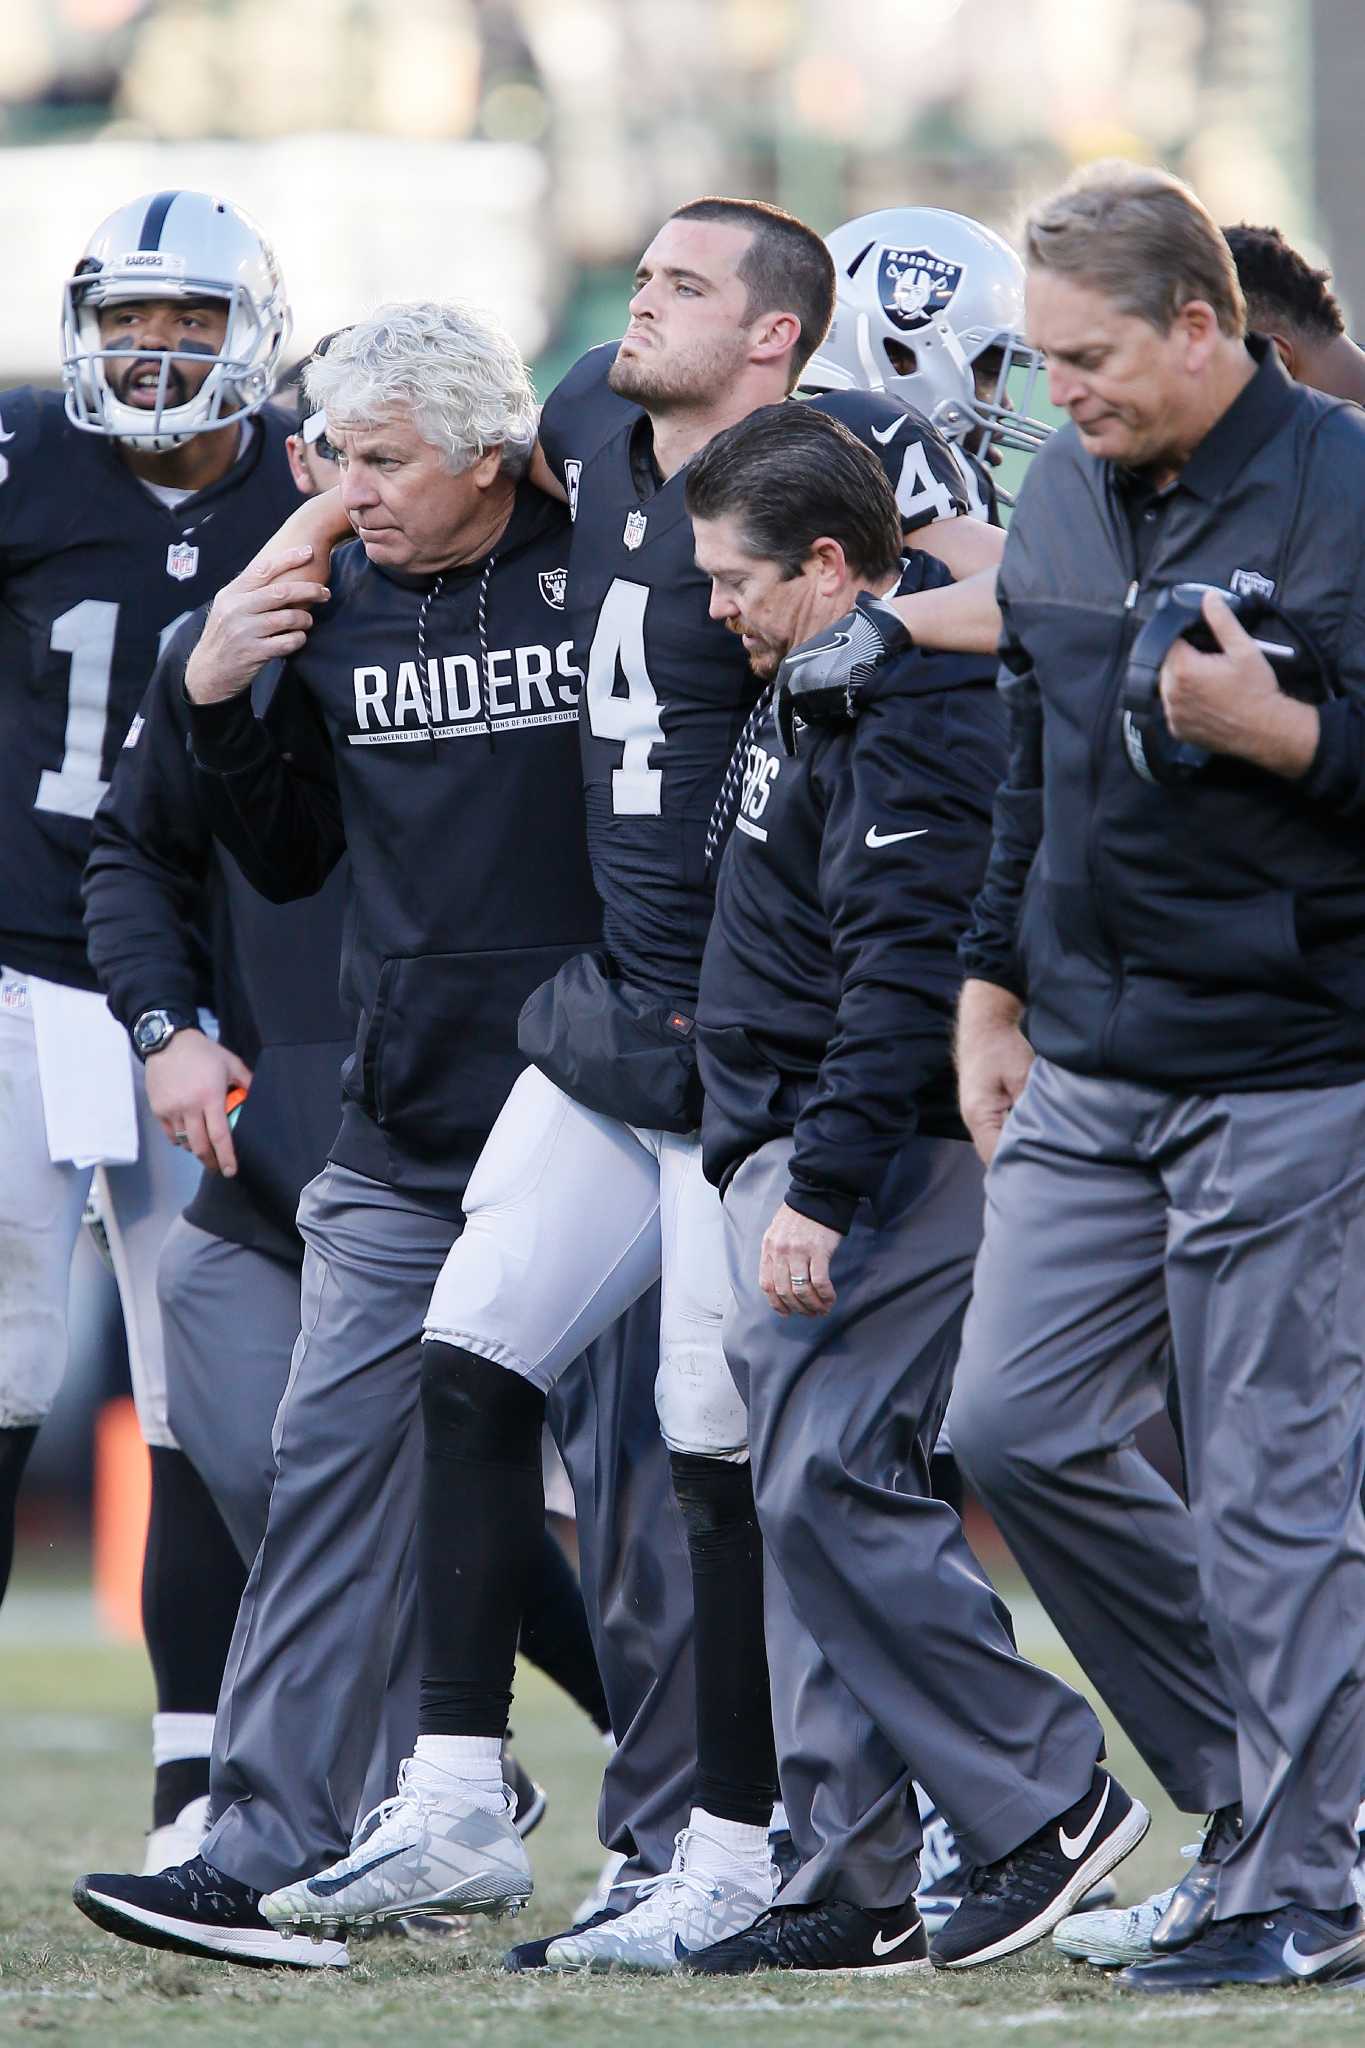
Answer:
[
  {"left": 538, "top": 347, "right": 972, "bottom": 1008},
  {"left": 0, "top": 389, "right": 299, "bottom": 988}
]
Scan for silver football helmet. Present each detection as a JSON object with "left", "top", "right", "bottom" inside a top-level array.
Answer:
[
  {"left": 807, "top": 207, "right": 1050, "bottom": 462},
  {"left": 61, "top": 190, "right": 290, "bottom": 451}
]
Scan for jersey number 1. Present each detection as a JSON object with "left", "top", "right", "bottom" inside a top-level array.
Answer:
[
  {"left": 35, "top": 600, "right": 190, "bottom": 821},
  {"left": 584, "top": 579, "right": 665, "bottom": 816}
]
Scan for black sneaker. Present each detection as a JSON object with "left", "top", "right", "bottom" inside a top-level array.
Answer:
[
  {"left": 679, "top": 1897, "right": 928, "bottom": 1976},
  {"left": 502, "top": 1906, "right": 621, "bottom": 1973},
  {"left": 1119, "top": 1903, "right": 1365, "bottom": 1993},
  {"left": 73, "top": 1856, "right": 347, "bottom": 1969},
  {"left": 504, "top": 1752, "right": 548, "bottom": 1840},
  {"left": 1149, "top": 1803, "right": 1242, "bottom": 1951},
  {"left": 931, "top": 1769, "right": 1149, "bottom": 1970}
]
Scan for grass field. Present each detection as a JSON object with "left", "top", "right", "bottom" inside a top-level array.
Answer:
[{"left": 2, "top": 1562, "right": 1362, "bottom": 2048}]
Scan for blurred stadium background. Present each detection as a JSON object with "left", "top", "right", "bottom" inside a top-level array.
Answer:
[{"left": 2, "top": 0, "right": 1356, "bottom": 1618}]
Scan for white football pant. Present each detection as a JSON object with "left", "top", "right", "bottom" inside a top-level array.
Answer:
[
  {"left": 425, "top": 1066, "right": 748, "bottom": 1458},
  {"left": 0, "top": 973, "right": 199, "bottom": 1444}
]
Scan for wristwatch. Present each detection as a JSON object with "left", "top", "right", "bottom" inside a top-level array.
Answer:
[{"left": 131, "top": 1007, "right": 197, "bottom": 1061}]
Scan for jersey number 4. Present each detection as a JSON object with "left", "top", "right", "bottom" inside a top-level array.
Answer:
[
  {"left": 36, "top": 600, "right": 190, "bottom": 821},
  {"left": 584, "top": 579, "right": 665, "bottom": 816}
]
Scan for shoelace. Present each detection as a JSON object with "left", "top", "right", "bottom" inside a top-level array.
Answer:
[
  {"left": 622, "top": 1830, "right": 722, "bottom": 1914},
  {"left": 349, "top": 1758, "right": 510, "bottom": 1855},
  {"left": 967, "top": 1839, "right": 1074, "bottom": 1911},
  {"left": 728, "top": 1902, "right": 860, "bottom": 1967}
]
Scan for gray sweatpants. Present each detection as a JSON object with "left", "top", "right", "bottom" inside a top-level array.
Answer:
[
  {"left": 202, "top": 1162, "right": 693, "bottom": 1893},
  {"left": 722, "top": 1132, "right": 1104, "bottom": 1905},
  {"left": 948, "top": 1056, "right": 1365, "bottom": 1917}
]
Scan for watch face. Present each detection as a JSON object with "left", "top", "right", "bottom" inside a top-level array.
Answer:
[{"left": 135, "top": 1012, "right": 172, "bottom": 1054}]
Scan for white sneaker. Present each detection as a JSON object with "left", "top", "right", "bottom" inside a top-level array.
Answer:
[
  {"left": 141, "top": 1794, "right": 212, "bottom": 1876},
  {"left": 571, "top": 1848, "right": 629, "bottom": 1927},
  {"left": 1053, "top": 1882, "right": 1180, "bottom": 1966},
  {"left": 260, "top": 1761, "right": 531, "bottom": 1933},
  {"left": 1056, "top": 1851, "right": 1365, "bottom": 1967},
  {"left": 545, "top": 1829, "right": 768, "bottom": 1972}
]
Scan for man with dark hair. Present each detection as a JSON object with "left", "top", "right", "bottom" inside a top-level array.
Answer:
[
  {"left": 1223, "top": 223, "right": 1365, "bottom": 402},
  {"left": 672, "top": 404, "right": 1144, "bottom": 1977},
  {"left": 260, "top": 197, "right": 999, "bottom": 1965}
]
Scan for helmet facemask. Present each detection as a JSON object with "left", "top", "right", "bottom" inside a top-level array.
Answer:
[{"left": 63, "top": 273, "right": 280, "bottom": 453}]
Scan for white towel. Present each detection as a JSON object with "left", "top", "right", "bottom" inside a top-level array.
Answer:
[{"left": 27, "top": 974, "right": 139, "bottom": 1168}]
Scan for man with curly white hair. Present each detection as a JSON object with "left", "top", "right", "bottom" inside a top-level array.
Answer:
[{"left": 72, "top": 299, "right": 681, "bottom": 1968}]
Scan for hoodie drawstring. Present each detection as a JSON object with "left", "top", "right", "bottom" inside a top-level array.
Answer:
[{"left": 414, "top": 556, "right": 498, "bottom": 757}]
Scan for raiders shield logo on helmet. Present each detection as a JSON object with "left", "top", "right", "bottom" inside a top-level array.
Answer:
[
  {"left": 539, "top": 567, "right": 568, "bottom": 609},
  {"left": 165, "top": 541, "right": 200, "bottom": 582},
  {"left": 878, "top": 246, "right": 965, "bottom": 333},
  {"left": 623, "top": 510, "right": 648, "bottom": 550}
]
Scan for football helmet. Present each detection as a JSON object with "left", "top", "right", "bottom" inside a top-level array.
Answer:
[
  {"left": 62, "top": 190, "right": 290, "bottom": 451},
  {"left": 807, "top": 207, "right": 1050, "bottom": 461}
]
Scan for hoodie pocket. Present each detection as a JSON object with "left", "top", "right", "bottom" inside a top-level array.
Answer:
[{"left": 365, "top": 947, "right": 573, "bottom": 1158}]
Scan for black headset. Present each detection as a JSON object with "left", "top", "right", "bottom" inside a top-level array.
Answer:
[{"left": 1120, "top": 581, "right": 1334, "bottom": 786}]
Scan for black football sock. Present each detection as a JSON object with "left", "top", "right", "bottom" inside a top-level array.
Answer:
[
  {"left": 520, "top": 1522, "right": 611, "bottom": 1734},
  {"left": 671, "top": 1451, "right": 777, "bottom": 1828},
  {"left": 418, "top": 1341, "right": 547, "bottom": 1737},
  {"left": 0, "top": 1424, "right": 39, "bottom": 1607},
  {"left": 143, "top": 1446, "right": 247, "bottom": 1715}
]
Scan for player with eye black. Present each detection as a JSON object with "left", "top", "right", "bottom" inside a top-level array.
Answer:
[
  {"left": 257, "top": 195, "right": 1006, "bottom": 1966},
  {"left": 0, "top": 189, "right": 300, "bottom": 1861}
]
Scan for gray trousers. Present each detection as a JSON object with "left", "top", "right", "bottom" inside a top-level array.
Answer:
[
  {"left": 159, "top": 1220, "right": 302, "bottom": 1564},
  {"left": 948, "top": 1056, "right": 1365, "bottom": 1917},
  {"left": 203, "top": 1162, "right": 693, "bottom": 1893},
  {"left": 723, "top": 1132, "right": 1104, "bottom": 1906}
]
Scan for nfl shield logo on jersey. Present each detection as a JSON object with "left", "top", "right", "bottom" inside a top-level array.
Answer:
[
  {"left": 623, "top": 510, "right": 648, "bottom": 550},
  {"left": 165, "top": 541, "right": 200, "bottom": 582},
  {"left": 878, "top": 246, "right": 964, "bottom": 333},
  {"left": 563, "top": 458, "right": 582, "bottom": 522},
  {"left": 539, "top": 567, "right": 568, "bottom": 609}
]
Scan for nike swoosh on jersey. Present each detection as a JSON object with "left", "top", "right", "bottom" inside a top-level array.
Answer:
[
  {"left": 870, "top": 415, "right": 909, "bottom": 446},
  {"left": 306, "top": 1844, "right": 417, "bottom": 1897},
  {"left": 871, "top": 1922, "right": 921, "bottom": 1956},
  {"left": 865, "top": 826, "right": 928, "bottom": 848},
  {"left": 1058, "top": 1780, "right": 1110, "bottom": 1861},
  {"left": 1282, "top": 1931, "right": 1365, "bottom": 1977},
  {"left": 784, "top": 631, "right": 852, "bottom": 668}
]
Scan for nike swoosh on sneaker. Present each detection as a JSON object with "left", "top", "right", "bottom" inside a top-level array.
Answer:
[
  {"left": 307, "top": 1844, "right": 418, "bottom": 1897},
  {"left": 1058, "top": 1781, "right": 1110, "bottom": 1861},
  {"left": 871, "top": 1924, "right": 920, "bottom": 1956},
  {"left": 1282, "top": 1931, "right": 1365, "bottom": 1977},
  {"left": 865, "top": 826, "right": 928, "bottom": 848},
  {"left": 871, "top": 416, "right": 908, "bottom": 445}
]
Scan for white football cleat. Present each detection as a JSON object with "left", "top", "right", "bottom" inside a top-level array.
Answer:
[
  {"left": 142, "top": 1793, "right": 212, "bottom": 1876},
  {"left": 260, "top": 1761, "right": 531, "bottom": 1933},
  {"left": 544, "top": 1828, "right": 768, "bottom": 1972}
]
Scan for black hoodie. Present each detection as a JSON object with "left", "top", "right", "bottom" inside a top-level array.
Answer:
[{"left": 184, "top": 484, "right": 603, "bottom": 1215}]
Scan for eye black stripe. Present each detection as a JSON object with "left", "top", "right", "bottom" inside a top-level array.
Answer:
[{"left": 138, "top": 190, "right": 182, "bottom": 250}]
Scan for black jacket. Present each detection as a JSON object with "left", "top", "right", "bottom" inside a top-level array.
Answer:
[
  {"left": 960, "top": 339, "right": 1365, "bottom": 1091},
  {"left": 697, "top": 619, "right": 1004, "bottom": 1229},
  {"left": 83, "top": 622, "right": 351, "bottom": 1265},
  {"left": 185, "top": 485, "right": 603, "bottom": 1215}
]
